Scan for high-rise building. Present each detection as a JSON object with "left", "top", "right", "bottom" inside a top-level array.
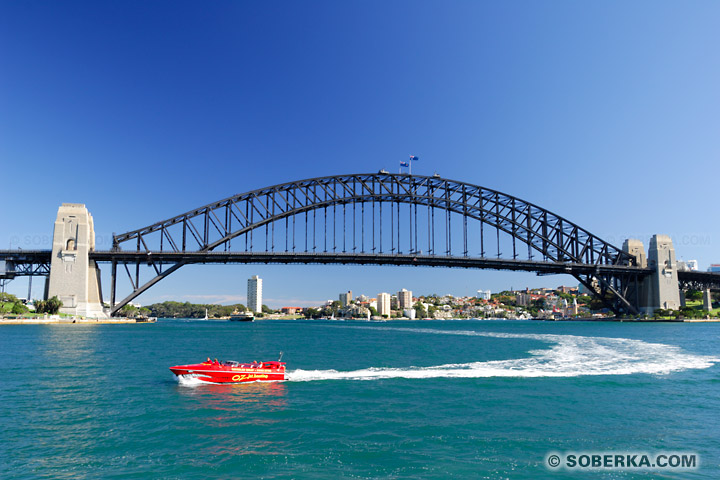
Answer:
[
  {"left": 339, "top": 290, "right": 353, "bottom": 306},
  {"left": 398, "top": 288, "right": 412, "bottom": 309},
  {"left": 247, "top": 275, "right": 263, "bottom": 313},
  {"left": 516, "top": 292, "right": 532, "bottom": 307},
  {"left": 377, "top": 292, "right": 391, "bottom": 317}
]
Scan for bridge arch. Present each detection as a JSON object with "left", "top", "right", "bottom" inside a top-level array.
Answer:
[{"left": 108, "top": 173, "right": 641, "bottom": 315}]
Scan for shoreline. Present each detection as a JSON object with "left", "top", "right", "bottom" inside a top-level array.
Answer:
[
  {"left": 3, "top": 316, "right": 718, "bottom": 325},
  {"left": 0, "top": 317, "right": 151, "bottom": 325},
  {"left": 533, "top": 317, "right": 720, "bottom": 323}
]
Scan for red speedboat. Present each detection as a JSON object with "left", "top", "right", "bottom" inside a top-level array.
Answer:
[{"left": 170, "top": 355, "right": 286, "bottom": 384}]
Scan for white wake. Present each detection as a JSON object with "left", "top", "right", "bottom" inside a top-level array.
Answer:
[
  {"left": 176, "top": 374, "right": 214, "bottom": 386},
  {"left": 287, "top": 328, "right": 718, "bottom": 381}
]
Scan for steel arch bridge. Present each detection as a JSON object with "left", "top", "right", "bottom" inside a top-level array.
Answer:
[{"left": 101, "top": 172, "right": 650, "bottom": 315}]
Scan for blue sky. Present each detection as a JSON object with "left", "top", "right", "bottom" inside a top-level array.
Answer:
[{"left": 2, "top": 1, "right": 719, "bottom": 306}]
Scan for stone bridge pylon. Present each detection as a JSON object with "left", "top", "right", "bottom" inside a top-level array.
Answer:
[
  {"left": 622, "top": 234, "right": 681, "bottom": 314},
  {"left": 46, "top": 203, "right": 107, "bottom": 318}
]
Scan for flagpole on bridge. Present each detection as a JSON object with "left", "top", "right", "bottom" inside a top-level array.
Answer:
[{"left": 409, "top": 155, "right": 419, "bottom": 175}]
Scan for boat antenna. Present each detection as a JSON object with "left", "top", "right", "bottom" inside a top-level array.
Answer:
[{"left": 278, "top": 351, "right": 284, "bottom": 362}]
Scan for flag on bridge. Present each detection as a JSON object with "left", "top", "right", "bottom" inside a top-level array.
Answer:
[
  {"left": 400, "top": 161, "right": 409, "bottom": 167},
  {"left": 409, "top": 155, "right": 419, "bottom": 161}
]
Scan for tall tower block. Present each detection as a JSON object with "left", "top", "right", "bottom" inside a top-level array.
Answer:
[
  {"left": 47, "top": 204, "right": 107, "bottom": 318},
  {"left": 247, "top": 275, "right": 263, "bottom": 313}
]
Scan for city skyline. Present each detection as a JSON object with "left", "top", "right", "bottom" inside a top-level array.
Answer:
[{"left": 2, "top": 2, "right": 719, "bottom": 306}]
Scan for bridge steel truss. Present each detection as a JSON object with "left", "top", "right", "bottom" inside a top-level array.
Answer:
[
  {"left": 677, "top": 270, "right": 720, "bottom": 291},
  {"left": 0, "top": 250, "right": 52, "bottom": 279},
  {"left": 108, "top": 173, "right": 647, "bottom": 316}
]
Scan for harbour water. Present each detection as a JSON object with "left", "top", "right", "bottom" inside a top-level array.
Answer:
[{"left": 1, "top": 319, "right": 719, "bottom": 479}]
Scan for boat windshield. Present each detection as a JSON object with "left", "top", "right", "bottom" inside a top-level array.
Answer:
[{"left": 223, "top": 361, "right": 240, "bottom": 367}]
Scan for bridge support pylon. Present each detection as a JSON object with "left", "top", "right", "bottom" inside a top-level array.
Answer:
[
  {"left": 47, "top": 204, "right": 107, "bottom": 318},
  {"left": 703, "top": 289, "right": 713, "bottom": 312},
  {"left": 624, "top": 235, "right": 681, "bottom": 315}
]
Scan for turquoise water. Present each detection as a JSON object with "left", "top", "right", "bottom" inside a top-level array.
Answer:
[{"left": 1, "top": 319, "right": 719, "bottom": 479}]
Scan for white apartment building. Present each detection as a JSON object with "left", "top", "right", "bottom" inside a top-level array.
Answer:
[
  {"left": 477, "top": 289, "right": 492, "bottom": 300},
  {"left": 377, "top": 292, "right": 391, "bottom": 317},
  {"left": 247, "top": 275, "right": 263, "bottom": 313},
  {"left": 398, "top": 288, "right": 413, "bottom": 309}
]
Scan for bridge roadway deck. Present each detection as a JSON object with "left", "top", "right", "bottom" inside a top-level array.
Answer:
[
  {"left": 4, "top": 249, "right": 720, "bottom": 287},
  {"left": 89, "top": 250, "right": 652, "bottom": 276},
  {"left": 0, "top": 250, "right": 53, "bottom": 263}
]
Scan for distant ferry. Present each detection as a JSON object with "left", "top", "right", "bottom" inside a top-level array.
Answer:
[{"left": 229, "top": 311, "right": 255, "bottom": 322}]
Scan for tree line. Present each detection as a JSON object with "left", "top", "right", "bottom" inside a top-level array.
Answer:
[
  {"left": 0, "top": 293, "right": 63, "bottom": 315},
  {"left": 140, "top": 301, "right": 248, "bottom": 319}
]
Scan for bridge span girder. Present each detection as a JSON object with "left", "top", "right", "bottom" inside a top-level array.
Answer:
[{"left": 107, "top": 173, "right": 643, "bottom": 316}]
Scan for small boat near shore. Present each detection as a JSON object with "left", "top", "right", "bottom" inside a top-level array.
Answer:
[{"left": 170, "top": 354, "right": 285, "bottom": 384}]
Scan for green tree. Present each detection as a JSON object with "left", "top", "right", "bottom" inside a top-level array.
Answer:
[
  {"left": 685, "top": 290, "right": 703, "bottom": 301},
  {"left": 47, "top": 296, "right": 63, "bottom": 314},
  {"left": 33, "top": 299, "right": 45, "bottom": 313},
  {"left": 414, "top": 302, "right": 427, "bottom": 318},
  {"left": 121, "top": 304, "right": 138, "bottom": 316},
  {"left": 556, "top": 292, "right": 573, "bottom": 301},
  {"left": 330, "top": 300, "right": 342, "bottom": 314},
  {"left": 587, "top": 296, "right": 608, "bottom": 311},
  {"left": 532, "top": 298, "right": 547, "bottom": 310},
  {"left": 11, "top": 302, "right": 28, "bottom": 315},
  {"left": 495, "top": 295, "right": 516, "bottom": 306},
  {"left": 0, "top": 292, "right": 21, "bottom": 303},
  {"left": 576, "top": 295, "right": 593, "bottom": 305},
  {"left": 37, "top": 296, "right": 63, "bottom": 315},
  {"left": 679, "top": 306, "right": 702, "bottom": 319},
  {"left": 262, "top": 304, "right": 274, "bottom": 314}
]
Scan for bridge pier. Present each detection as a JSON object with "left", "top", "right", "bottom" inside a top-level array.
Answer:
[
  {"left": 703, "top": 289, "right": 713, "bottom": 312},
  {"left": 47, "top": 204, "right": 108, "bottom": 318},
  {"left": 624, "top": 235, "right": 681, "bottom": 315}
]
